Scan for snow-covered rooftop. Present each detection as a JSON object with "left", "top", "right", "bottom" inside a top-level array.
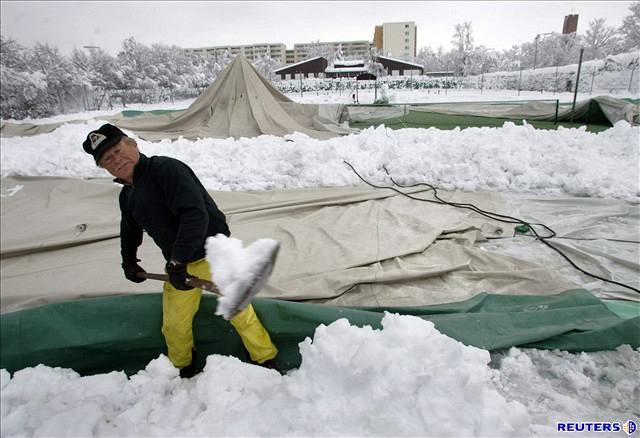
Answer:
[
  {"left": 333, "top": 60, "right": 365, "bottom": 67},
  {"left": 274, "top": 56, "right": 325, "bottom": 73},
  {"left": 325, "top": 66, "right": 369, "bottom": 73},
  {"left": 377, "top": 55, "right": 424, "bottom": 69}
]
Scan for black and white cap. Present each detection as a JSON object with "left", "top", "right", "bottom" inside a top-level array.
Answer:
[{"left": 82, "top": 124, "right": 128, "bottom": 165}]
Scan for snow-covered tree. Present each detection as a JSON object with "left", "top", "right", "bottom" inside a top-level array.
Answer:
[
  {"left": 306, "top": 40, "right": 331, "bottom": 60},
  {"left": 71, "top": 47, "right": 124, "bottom": 89},
  {"left": 0, "top": 36, "right": 30, "bottom": 70},
  {"left": 368, "top": 61, "right": 386, "bottom": 77},
  {"left": 471, "top": 46, "right": 498, "bottom": 75},
  {"left": 584, "top": 18, "right": 619, "bottom": 60},
  {"left": 451, "top": 22, "right": 474, "bottom": 76},
  {"left": 29, "top": 43, "right": 83, "bottom": 112},
  {"left": 252, "top": 51, "right": 282, "bottom": 80},
  {"left": 117, "top": 37, "right": 156, "bottom": 89},
  {"left": 334, "top": 43, "right": 344, "bottom": 62},
  {"left": 0, "top": 37, "right": 50, "bottom": 119},
  {"left": 619, "top": 1, "right": 640, "bottom": 51},
  {"left": 415, "top": 46, "right": 442, "bottom": 72}
]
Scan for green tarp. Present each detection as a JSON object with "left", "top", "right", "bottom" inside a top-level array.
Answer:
[{"left": 1, "top": 289, "right": 638, "bottom": 376}]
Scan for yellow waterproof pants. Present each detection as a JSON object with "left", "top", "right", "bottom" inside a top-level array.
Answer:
[{"left": 161, "top": 258, "right": 278, "bottom": 368}]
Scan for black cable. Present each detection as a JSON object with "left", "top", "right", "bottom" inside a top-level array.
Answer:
[{"left": 343, "top": 160, "right": 640, "bottom": 294}]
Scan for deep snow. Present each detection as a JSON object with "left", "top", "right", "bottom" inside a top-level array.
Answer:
[
  {"left": 1, "top": 88, "right": 639, "bottom": 437},
  {"left": 2, "top": 314, "right": 638, "bottom": 437},
  {"left": 1, "top": 114, "right": 638, "bottom": 202}
]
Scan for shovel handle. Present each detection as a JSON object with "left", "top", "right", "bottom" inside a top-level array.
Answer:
[{"left": 137, "top": 272, "right": 220, "bottom": 295}]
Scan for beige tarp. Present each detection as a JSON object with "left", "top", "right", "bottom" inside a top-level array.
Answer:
[
  {"left": 347, "top": 96, "right": 640, "bottom": 125},
  {"left": 1, "top": 176, "right": 596, "bottom": 314},
  {"left": 0, "top": 56, "right": 358, "bottom": 140}
]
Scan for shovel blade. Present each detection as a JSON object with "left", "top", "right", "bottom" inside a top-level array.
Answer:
[{"left": 216, "top": 240, "right": 280, "bottom": 320}]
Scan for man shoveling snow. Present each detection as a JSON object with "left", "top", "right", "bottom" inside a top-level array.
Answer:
[{"left": 82, "top": 124, "right": 279, "bottom": 378}]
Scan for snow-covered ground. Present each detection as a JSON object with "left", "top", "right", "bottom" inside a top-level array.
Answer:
[
  {"left": 1, "top": 88, "right": 639, "bottom": 437},
  {"left": 287, "top": 86, "right": 620, "bottom": 105},
  {"left": 1, "top": 101, "right": 638, "bottom": 201}
]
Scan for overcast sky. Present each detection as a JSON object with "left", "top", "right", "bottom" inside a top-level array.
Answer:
[{"left": 0, "top": 1, "right": 634, "bottom": 55}]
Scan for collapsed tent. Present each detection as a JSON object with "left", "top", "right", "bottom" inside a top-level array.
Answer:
[
  {"left": 347, "top": 96, "right": 640, "bottom": 127},
  {"left": 0, "top": 56, "right": 357, "bottom": 140},
  {"left": 105, "top": 56, "right": 357, "bottom": 140},
  {"left": 1, "top": 176, "right": 638, "bottom": 374}
]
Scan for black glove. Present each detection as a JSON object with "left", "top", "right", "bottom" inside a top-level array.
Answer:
[
  {"left": 165, "top": 260, "right": 192, "bottom": 291},
  {"left": 122, "top": 259, "right": 146, "bottom": 283}
]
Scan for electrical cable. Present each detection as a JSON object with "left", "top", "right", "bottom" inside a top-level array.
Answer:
[{"left": 343, "top": 160, "right": 640, "bottom": 294}]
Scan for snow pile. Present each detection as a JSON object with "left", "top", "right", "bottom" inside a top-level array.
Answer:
[
  {"left": 1, "top": 313, "right": 533, "bottom": 437},
  {"left": 287, "top": 314, "right": 530, "bottom": 436},
  {"left": 1, "top": 118, "right": 638, "bottom": 201},
  {"left": 493, "top": 345, "right": 640, "bottom": 436},
  {"left": 3, "top": 313, "right": 638, "bottom": 437},
  {"left": 205, "top": 234, "right": 280, "bottom": 320}
]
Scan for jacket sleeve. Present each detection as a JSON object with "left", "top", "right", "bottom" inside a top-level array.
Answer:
[
  {"left": 152, "top": 159, "right": 209, "bottom": 263},
  {"left": 119, "top": 190, "right": 143, "bottom": 264}
]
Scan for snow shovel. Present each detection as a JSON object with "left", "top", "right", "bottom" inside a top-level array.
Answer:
[{"left": 136, "top": 241, "right": 280, "bottom": 320}]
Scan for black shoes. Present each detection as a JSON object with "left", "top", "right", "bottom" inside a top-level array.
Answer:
[
  {"left": 179, "top": 348, "right": 199, "bottom": 378},
  {"left": 258, "top": 358, "right": 281, "bottom": 373}
]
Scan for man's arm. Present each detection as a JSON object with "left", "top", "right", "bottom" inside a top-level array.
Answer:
[
  {"left": 119, "top": 190, "right": 144, "bottom": 262},
  {"left": 119, "top": 190, "right": 146, "bottom": 283},
  {"left": 152, "top": 159, "right": 209, "bottom": 264}
]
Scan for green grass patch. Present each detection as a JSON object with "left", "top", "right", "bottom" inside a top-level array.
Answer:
[{"left": 350, "top": 110, "right": 611, "bottom": 133}]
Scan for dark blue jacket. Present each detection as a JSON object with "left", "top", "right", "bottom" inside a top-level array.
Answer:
[{"left": 118, "top": 154, "right": 229, "bottom": 264}]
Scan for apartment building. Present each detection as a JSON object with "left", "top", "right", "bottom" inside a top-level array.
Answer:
[
  {"left": 184, "top": 43, "right": 287, "bottom": 64},
  {"left": 373, "top": 21, "right": 417, "bottom": 60},
  {"left": 292, "top": 40, "right": 372, "bottom": 63}
]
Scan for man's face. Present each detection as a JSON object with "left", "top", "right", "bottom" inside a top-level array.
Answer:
[{"left": 98, "top": 138, "right": 140, "bottom": 181}]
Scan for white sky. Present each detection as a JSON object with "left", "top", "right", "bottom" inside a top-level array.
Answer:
[{"left": 0, "top": 1, "right": 634, "bottom": 55}]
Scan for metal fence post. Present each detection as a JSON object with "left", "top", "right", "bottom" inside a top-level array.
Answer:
[
  {"left": 517, "top": 65, "right": 522, "bottom": 96},
  {"left": 629, "top": 62, "right": 638, "bottom": 93},
  {"left": 570, "top": 48, "right": 584, "bottom": 124}
]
